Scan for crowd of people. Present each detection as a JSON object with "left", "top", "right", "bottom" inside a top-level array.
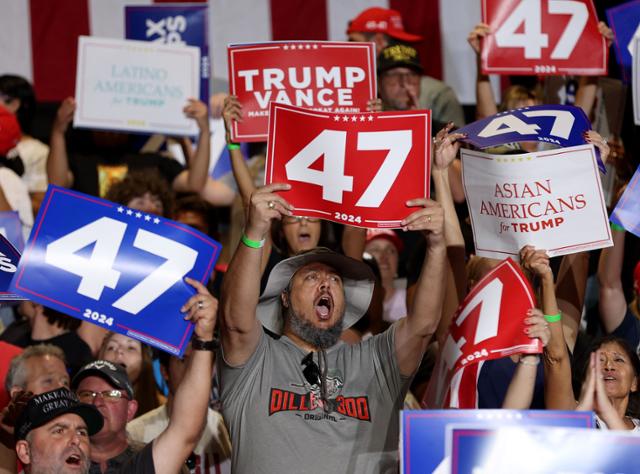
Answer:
[{"left": 0, "top": 3, "right": 639, "bottom": 473}]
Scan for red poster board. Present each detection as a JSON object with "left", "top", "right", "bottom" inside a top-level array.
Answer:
[
  {"left": 425, "top": 259, "right": 541, "bottom": 408},
  {"left": 481, "top": 0, "right": 607, "bottom": 75},
  {"left": 228, "top": 41, "right": 376, "bottom": 142},
  {"left": 265, "top": 103, "right": 430, "bottom": 229}
]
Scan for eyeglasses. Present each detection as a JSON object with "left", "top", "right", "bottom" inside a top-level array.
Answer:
[
  {"left": 77, "top": 389, "right": 128, "bottom": 403},
  {"left": 382, "top": 71, "right": 420, "bottom": 86},
  {"left": 301, "top": 352, "right": 320, "bottom": 387},
  {"left": 283, "top": 216, "right": 321, "bottom": 225}
]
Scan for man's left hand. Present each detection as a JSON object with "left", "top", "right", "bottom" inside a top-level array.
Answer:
[
  {"left": 401, "top": 198, "right": 444, "bottom": 247},
  {"left": 181, "top": 278, "right": 218, "bottom": 341}
]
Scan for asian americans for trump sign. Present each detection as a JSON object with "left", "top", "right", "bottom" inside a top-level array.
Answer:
[{"left": 461, "top": 144, "right": 612, "bottom": 258}]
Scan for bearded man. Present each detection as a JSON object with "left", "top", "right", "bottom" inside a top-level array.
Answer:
[{"left": 219, "top": 182, "right": 446, "bottom": 473}]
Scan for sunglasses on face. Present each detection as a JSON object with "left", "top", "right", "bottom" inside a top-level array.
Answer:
[
  {"left": 77, "top": 389, "right": 129, "bottom": 403},
  {"left": 301, "top": 352, "right": 321, "bottom": 387}
]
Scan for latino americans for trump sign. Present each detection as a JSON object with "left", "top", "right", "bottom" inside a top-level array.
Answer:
[{"left": 461, "top": 144, "right": 612, "bottom": 259}]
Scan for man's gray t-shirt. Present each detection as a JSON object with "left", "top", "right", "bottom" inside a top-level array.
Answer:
[{"left": 218, "top": 323, "right": 410, "bottom": 474}]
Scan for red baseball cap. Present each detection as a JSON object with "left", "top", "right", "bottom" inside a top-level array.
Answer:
[
  {"left": 347, "top": 7, "right": 423, "bottom": 43},
  {"left": 0, "top": 105, "right": 21, "bottom": 156},
  {"left": 365, "top": 228, "right": 403, "bottom": 253}
]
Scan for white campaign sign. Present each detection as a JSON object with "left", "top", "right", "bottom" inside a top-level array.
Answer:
[
  {"left": 74, "top": 36, "right": 200, "bottom": 135},
  {"left": 461, "top": 144, "right": 612, "bottom": 258}
]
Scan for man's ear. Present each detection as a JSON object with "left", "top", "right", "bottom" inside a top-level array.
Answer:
[
  {"left": 15, "top": 440, "right": 31, "bottom": 464},
  {"left": 281, "top": 291, "right": 289, "bottom": 309},
  {"left": 126, "top": 399, "right": 139, "bottom": 422}
]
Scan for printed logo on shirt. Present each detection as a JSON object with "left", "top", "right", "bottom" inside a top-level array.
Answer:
[{"left": 268, "top": 371, "right": 371, "bottom": 422}]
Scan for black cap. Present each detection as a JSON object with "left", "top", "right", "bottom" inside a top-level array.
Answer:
[
  {"left": 15, "top": 388, "right": 103, "bottom": 441},
  {"left": 71, "top": 360, "right": 134, "bottom": 398},
  {"left": 377, "top": 44, "right": 424, "bottom": 74}
]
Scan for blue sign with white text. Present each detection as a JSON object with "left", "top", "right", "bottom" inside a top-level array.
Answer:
[
  {"left": 126, "top": 4, "right": 209, "bottom": 103},
  {"left": 450, "top": 426, "right": 640, "bottom": 474},
  {"left": 611, "top": 164, "right": 640, "bottom": 237},
  {"left": 400, "top": 410, "right": 594, "bottom": 474},
  {"left": 0, "top": 211, "right": 24, "bottom": 252},
  {"left": 0, "top": 234, "right": 24, "bottom": 301},
  {"left": 10, "top": 186, "right": 221, "bottom": 356},
  {"left": 607, "top": 1, "right": 640, "bottom": 84},
  {"left": 457, "top": 105, "right": 605, "bottom": 172}
]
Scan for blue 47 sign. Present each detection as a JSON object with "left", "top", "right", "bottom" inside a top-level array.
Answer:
[
  {"left": 457, "top": 104, "right": 605, "bottom": 172},
  {"left": 10, "top": 186, "right": 221, "bottom": 356}
]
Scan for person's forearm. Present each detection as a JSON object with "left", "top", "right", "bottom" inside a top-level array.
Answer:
[
  {"left": 575, "top": 76, "right": 598, "bottom": 118},
  {"left": 47, "top": 131, "right": 71, "bottom": 187},
  {"left": 432, "top": 168, "right": 464, "bottom": 248},
  {"left": 230, "top": 147, "right": 256, "bottom": 208},
  {"left": 502, "top": 356, "right": 538, "bottom": 409},
  {"left": 597, "top": 230, "right": 628, "bottom": 333},
  {"left": 185, "top": 128, "right": 210, "bottom": 192},
  {"left": 169, "top": 347, "right": 212, "bottom": 446},
  {"left": 555, "top": 251, "right": 588, "bottom": 352},
  {"left": 341, "top": 226, "right": 366, "bottom": 260},
  {"left": 475, "top": 57, "right": 498, "bottom": 119},
  {"left": 407, "top": 244, "right": 447, "bottom": 338},
  {"left": 221, "top": 237, "right": 264, "bottom": 340}
]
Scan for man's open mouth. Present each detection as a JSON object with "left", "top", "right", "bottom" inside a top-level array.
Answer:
[{"left": 315, "top": 295, "right": 333, "bottom": 320}]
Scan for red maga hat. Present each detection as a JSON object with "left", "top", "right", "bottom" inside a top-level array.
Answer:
[{"left": 347, "top": 7, "right": 423, "bottom": 43}]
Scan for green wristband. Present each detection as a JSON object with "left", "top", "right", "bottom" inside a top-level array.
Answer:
[
  {"left": 610, "top": 222, "right": 625, "bottom": 233},
  {"left": 544, "top": 313, "right": 562, "bottom": 323},
  {"left": 227, "top": 143, "right": 241, "bottom": 150},
  {"left": 241, "top": 233, "right": 265, "bottom": 249}
]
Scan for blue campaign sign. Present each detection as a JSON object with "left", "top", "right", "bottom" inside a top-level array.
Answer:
[
  {"left": 400, "top": 410, "right": 594, "bottom": 474},
  {"left": 125, "top": 4, "right": 209, "bottom": 103},
  {"left": 10, "top": 186, "right": 221, "bottom": 356},
  {"left": 450, "top": 426, "right": 640, "bottom": 474},
  {"left": 456, "top": 105, "right": 605, "bottom": 172},
  {"left": 0, "top": 233, "right": 25, "bottom": 301},
  {"left": 0, "top": 211, "right": 25, "bottom": 252},
  {"left": 611, "top": 164, "right": 640, "bottom": 237},
  {"left": 607, "top": 1, "right": 640, "bottom": 84}
]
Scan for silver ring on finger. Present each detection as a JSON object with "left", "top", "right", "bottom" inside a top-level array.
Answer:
[
  {"left": 197, "top": 300, "right": 204, "bottom": 310},
  {"left": 268, "top": 201, "right": 275, "bottom": 209},
  {"left": 427, "top": 215, "right": 432, "bottom": 223}
]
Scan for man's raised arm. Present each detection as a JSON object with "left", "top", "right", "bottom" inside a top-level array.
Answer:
[{"left": 220, "top": 183, "right": 293, "bottom": 366}]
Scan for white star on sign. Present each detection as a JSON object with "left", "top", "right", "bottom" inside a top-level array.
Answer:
[
  {"left": 351, "top": 116, "right": 357, "bottom": 122},
  {"left": 144, "top": 215, "right": 151, "bottom": 221},
  {"left": 367, "top": 115, "right": 374, "bottom": 121},
  {"left": 117, "top": 206, "right": 124, "bottom": 213},
  {"left": 359, "top": 116, "right": 366, "bottom": 122},
  {"left": 126, "top": 209, "right": 133, "bottom": 216},
  {"left": 298, "top": 45, "right": 304, "bottom": 50},
  {"left": 333, "top": 115, "right": 340, "bottom": 121},
  {"left": 153, "top": 217, "right": 160, "bottom": 224},
  {"left": 312, "top": 44, "right": 318, "bottom": 49},
  {"left": 342, "top": 116, "right": 349, "bottom": 122},
  {"left": 305, "top": 44, "right": 311, "bottom": 49},
  {"left": 283, "top": 45, "right": 289, "bottom": 50},
  {"left": 135, "top": 212, "right": 142, "bottom": 218}
]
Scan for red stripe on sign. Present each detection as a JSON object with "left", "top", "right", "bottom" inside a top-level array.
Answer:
[
  {"left": 29, "top": 0, "right": 90, "bottom": 102},
  {"left": 270, "top": 0, "right": 328, "bottom": 40},
  {"left": 390, "top": 0, "right": 442, "bottom": 80}
]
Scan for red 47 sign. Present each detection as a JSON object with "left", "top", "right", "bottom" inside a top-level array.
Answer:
[
  {"left": 481, "top": 0, "right": 607, "bottom": 75},
  {"left": 424, "top": 259, "right": 541, "bottom": 408},
  {"left": 265, "top": 103, "right": 430, "bottom": 229}
]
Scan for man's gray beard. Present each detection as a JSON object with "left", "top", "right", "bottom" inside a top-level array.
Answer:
[{"left": 286, "top": 305, "right": 344, "bottom": 349}]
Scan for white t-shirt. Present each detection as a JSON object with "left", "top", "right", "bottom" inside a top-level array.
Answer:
[{"left": 127, "top": 405, "right": 232, "bottom": 473}]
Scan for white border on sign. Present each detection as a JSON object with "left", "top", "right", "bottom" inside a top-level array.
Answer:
[{"left": 461, "top": 144, "right": 611, "bottom": 258}]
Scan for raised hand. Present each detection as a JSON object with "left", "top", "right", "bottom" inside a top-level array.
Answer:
[{"left": 433, "top": 123, "right": 466, "bottom": 170}]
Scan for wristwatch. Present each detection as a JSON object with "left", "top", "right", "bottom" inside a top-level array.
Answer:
[{"left": 191, "top": 337, "right": 219, "bottom": 351}]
